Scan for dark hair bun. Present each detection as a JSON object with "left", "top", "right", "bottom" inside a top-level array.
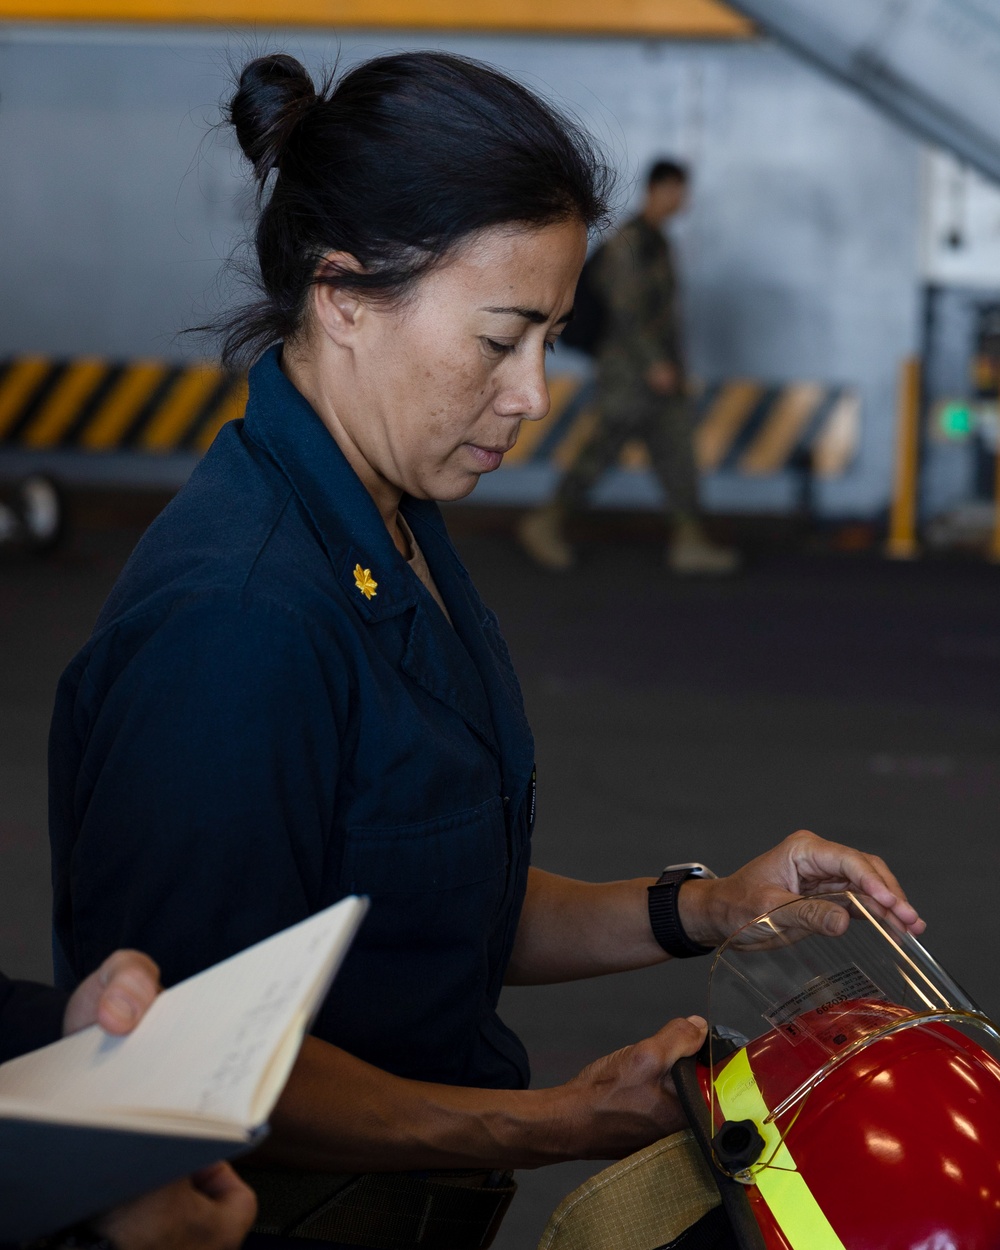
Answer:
[
  {"left": 229, "top": 54, "right": 318, "bottom": 183},
  {"left": 216, "top": 50, "right": 613, "bottom": 369}
]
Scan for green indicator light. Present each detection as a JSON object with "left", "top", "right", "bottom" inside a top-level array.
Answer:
[{"left": 939, "top": 402, "right": 974, "bottom": 438}]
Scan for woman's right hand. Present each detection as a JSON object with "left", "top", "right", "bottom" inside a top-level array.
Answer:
[
  {"left": 261, "top": 1023, "right": 711, "bottom": 1174},
  {"left": 555, "top": 1015, "right": 707, "bottom": 1160}
]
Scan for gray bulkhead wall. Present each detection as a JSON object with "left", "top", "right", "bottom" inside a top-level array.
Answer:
[
  {"left": 726, "top": 0, "right": 1000, "bottom": 187},
  {"left": 0, "top": 30, "right": 922, "bottom": 515}
]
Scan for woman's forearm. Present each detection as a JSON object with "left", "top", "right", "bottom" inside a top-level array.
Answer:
[
  {"left": 262, "top": 1036, "right": 579, "bottom": 1172},
  {"left": 504, "top": 867, "right": 673, "bottom": 985},
  {"left": 506, "top": 833, "right": 927, "bottom": 989},
  {"left": 260, "top": 1018, "right": 702, "bottom": 1173}
]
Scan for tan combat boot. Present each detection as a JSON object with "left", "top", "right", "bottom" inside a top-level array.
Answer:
[
  {"left": 517, "top": 503, "right": 576, "bottom": 571},
  {"left": 667, "top": 519, "right": 740, "bottom": 576}
]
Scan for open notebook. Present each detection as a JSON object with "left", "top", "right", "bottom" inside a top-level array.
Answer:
[{"left": 0, "top": 895, "right": 367, "bottom": 1241}]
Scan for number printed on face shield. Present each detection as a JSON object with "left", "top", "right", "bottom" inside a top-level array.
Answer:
[{"left": 765, "top": 965, "right": 887, "bottom": 1045}]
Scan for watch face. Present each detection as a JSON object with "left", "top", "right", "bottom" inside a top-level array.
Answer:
[{"left": 662, "top": 862, "right": 717, "bottom": 879}]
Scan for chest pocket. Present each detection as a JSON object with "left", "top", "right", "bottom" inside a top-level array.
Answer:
[{"left": 342, "top": 796, "right": 507, "bottom": 896}]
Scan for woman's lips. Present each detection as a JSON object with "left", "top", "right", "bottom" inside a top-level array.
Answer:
[{"left": 466, "top": 444, "right": 506, "bottom": 472}]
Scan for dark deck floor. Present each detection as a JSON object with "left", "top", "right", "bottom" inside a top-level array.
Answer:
[{"left": 2, "top": 496, "right": 999, "bottom": 1246}]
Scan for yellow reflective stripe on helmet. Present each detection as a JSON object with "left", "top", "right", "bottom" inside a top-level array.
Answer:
[{"left": 714, "top": 1048, "right": 845, "bottom": 1250}]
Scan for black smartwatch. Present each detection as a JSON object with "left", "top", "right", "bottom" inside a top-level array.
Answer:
[{"left": 647, "top": 862, "right": 717, "bottom": 958}]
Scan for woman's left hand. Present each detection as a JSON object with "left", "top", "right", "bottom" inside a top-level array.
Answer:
[{"left": 679, "top": 829, "right": 925, "bottom": 951}]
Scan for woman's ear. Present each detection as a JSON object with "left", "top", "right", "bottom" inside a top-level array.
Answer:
[{"left": 311, "top": 252, "right": 365, "bottom": 348}]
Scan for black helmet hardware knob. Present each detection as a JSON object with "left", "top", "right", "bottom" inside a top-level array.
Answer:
[{"left": 712, "top": 1118, "right": 766, "bottom": 1175}]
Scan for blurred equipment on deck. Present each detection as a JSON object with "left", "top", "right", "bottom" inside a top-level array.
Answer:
[
  {"left": 919, "top": 288, "right": 1000, "bottom": 559},
  {"left": 0, "top": 475, "right": 64, "bottom": 554}
]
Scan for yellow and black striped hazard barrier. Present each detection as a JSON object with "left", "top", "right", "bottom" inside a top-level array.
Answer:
[
  {"left": 0, "top": 359, "right": 859, "bottom": 483},
  {"left": 0, "top": 357, "right": 247, "bottom": 455},
  {"left": 504, "top": 377, "right": 860, "bottom": 478}
]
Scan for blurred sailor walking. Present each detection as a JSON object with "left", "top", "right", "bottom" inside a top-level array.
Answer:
[{"left": 518, "top": 159, "right": 740, "bottom": 574}]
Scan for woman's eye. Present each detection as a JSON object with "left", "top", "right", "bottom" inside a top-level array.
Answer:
[
  {"left": 483, "top": 338, "right": 517, "bottom": 356},
  {"left": 544, "top": 339, "right": 557, "bottom": 354}
]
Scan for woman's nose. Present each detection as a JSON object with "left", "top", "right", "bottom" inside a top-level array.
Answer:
[{"left": 498, "top": 354, "right": 551, "bottom": 422}]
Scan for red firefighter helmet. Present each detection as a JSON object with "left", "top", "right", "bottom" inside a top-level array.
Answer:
[{"left": 674, "top": 892, "right": 1000, "bottom": 1250}]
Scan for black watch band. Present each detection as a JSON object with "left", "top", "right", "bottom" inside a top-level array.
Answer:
[{"left": 647, "top": 865, "right": 717, "bottom": 958}]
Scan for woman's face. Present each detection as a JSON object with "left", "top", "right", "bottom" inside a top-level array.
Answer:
[{"left": 315, "top": 218, "right": 588, "bottom": 505}]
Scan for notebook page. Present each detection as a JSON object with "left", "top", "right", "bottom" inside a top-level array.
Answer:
[{"left": 0, "top": 896, "right": 367, "bottom": 1130}]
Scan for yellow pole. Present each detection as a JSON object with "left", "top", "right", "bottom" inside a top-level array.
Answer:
[
  {"left": 990, "top": 433, "right": 1000, "bottom": 563},
  {"left": 885, "top": 356, "right": 922, "bottom": 560}
]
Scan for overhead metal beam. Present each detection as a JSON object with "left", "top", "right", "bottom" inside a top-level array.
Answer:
[
  {"left": 725, "top": 0, "right": 1000, "bottom": 185},
  {"left": 0, "top": 0, "right": 752, "bottom": 35}
]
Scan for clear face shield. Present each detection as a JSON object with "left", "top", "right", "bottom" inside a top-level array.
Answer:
[{"left": 703, "top": 891, "right": 1000, "bottom": 1184}]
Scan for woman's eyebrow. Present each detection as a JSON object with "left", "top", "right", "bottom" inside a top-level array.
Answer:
[{"left": 481, "top": 305, "right": 573, "bottom": 325}]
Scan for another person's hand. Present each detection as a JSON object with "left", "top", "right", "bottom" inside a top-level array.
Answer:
[
  {"left": 94, "top": 1164, "right": 257, "bottom": 1250},
  {"left": 557, "top": 1015, "right": 707, "bottom": 1159},
  {"left": 63, "top": 948, "right": 161, "bottom": 1036},
  {"left": 645, "top": 360, "right": 679, "bottom": 395},
  {"left": 679, "top": 829, "right": 925, "bottom": 951},
  {"left": 63, "top": 955, "right": 257, "bottom": 1249}
]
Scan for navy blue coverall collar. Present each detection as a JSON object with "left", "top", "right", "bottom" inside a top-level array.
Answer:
[{"left": 243, "top": 347, "right": 532, "bottom": 788}]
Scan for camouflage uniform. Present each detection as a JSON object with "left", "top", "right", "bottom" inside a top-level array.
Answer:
[{"left": 555, "top": 215, "right": 700, "bottom": 521}]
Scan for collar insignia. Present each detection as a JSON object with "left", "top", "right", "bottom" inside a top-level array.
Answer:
[{"left": 353, "top": 564, "right": 378, "bottom": 600}]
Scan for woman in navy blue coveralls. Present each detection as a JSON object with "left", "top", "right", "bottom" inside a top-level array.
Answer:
[{"left": 48, "top": 51, "right": 924, "bottom": 1249}]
